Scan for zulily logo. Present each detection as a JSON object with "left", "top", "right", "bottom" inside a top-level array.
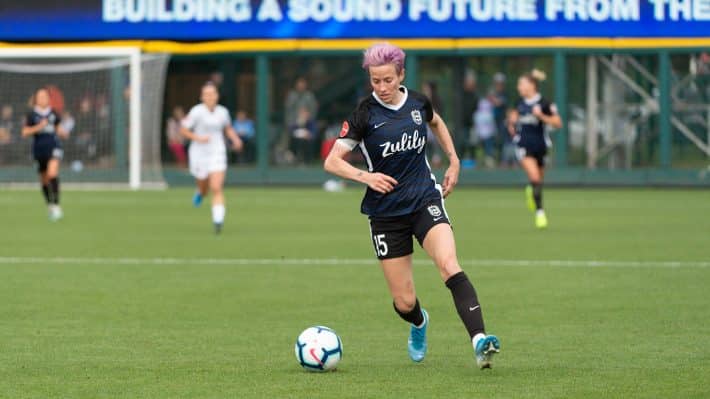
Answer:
[{"left": 380, "top": 130, "right": 426, "bottom": 158}]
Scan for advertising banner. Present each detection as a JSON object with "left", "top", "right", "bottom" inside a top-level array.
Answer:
[{"left": 1, "top": 0, "right": 709, "bottom": 40}]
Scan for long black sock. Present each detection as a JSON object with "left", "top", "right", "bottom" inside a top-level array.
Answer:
[
  {"left": 41, "top": 184, "right": 51, "bottom": 204},
  {"left": 393, "top": 298, "right": 424, "bottom": 326},
  {"left": 531, "top": 182, "right": 543, "bottom": 210},
  {"left": 445, "top": 272, "right": 485, "bottom": 339},
  {"left": 49, "top": 177, "right": 60, "bottom": 205}
]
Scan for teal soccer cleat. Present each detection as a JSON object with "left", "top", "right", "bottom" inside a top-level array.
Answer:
[
  {"left": 474, "top": 334, "right": 500, "bottom": 369},
  {"left": 192, "top": 192, "right": 203, "bottom": 207},
  {"left": 408, "top": 309, "right": 429, "bottom": 363}
]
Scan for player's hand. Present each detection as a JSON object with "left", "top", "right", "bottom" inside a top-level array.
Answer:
[
  {"left": 36, "top": 119, "right": 49, "bottom": 131},
  {"left": 366, "top": 172, "right": 398, "bottom": 194},
  {"left": 231, "top": 138, "right": 244, "bottom": 153},
  {"left": 194, "top": 135, "right": 209, "bottom": 143},
  {"left": 442, "top": 163, "right": 459, "bottom": 198},
  {"left": 532, "top": 105, "right": 543, "bottom": 118}
]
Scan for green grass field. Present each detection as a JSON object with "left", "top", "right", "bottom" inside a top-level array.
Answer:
[{"left": 0, "top": 187, "right": 708, "bottom": 398}]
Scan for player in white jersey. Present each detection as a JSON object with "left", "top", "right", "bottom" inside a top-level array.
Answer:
[{"left": 180, "top": 82, "right": 243, "bottom": 233}]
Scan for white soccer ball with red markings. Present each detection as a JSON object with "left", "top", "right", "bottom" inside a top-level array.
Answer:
[{"left": 294, "top": 326, "right": 342, "bottom": 372}]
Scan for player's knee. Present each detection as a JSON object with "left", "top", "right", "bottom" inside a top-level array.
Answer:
[
  {"left": 393, "top": 294, "right": 416, "bottom": 313},
  {"left": 436, "top": 255, "right": 462, "bottom": 280},
  {"left": 210, "top": 184, "right": 223, "bottom": 195},
  {"left": 528, "top": 172, "right": 542, "bottom": 184}
]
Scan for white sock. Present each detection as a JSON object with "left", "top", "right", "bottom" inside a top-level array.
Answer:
[
  {"left": 472, "top": 333, "right": 486, "bottom": 348},
  {"left": 212, "top": 204, "right": 225, "bottom": 224},
  {"left": 536, "top": 209, "right": 546, "bottom": 216}
]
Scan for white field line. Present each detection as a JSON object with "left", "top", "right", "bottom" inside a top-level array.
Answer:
[{"left": 0, "top": 257, "right": 708, "bottom": 268}]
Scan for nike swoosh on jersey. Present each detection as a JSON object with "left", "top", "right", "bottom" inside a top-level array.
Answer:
[{"left": 374, "top": 122, "right": 387, "bottom": 129}]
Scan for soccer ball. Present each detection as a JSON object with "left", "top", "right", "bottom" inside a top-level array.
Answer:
[{"left": 294, "top": 326, "right": 342, "bottom": 372}]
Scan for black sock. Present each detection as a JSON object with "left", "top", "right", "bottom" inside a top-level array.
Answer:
[
  {"left": 41, "top": 184, "right": 51, "bottom": 204},
  {"left": 445, "top": 272, "right": 485, "bottom": 339},
  {"left": 49, "top": 177, "right": 60, "bottom": 205},
  {"left": 532, "top": 182, "right": 543, "bottom": 210},
  {"left": 393, "top": 298, "right": 424, "bottom": 326}
]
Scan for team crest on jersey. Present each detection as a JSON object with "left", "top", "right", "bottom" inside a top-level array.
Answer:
[
  {"left": 339, "top": 121, "right": 349, "bottom": 138},
  {"left": 427, "top": 205, "right": 442, "bottom": 218},
  {"left": 411, "top": 110, "right": 422, "bottom": 125}
]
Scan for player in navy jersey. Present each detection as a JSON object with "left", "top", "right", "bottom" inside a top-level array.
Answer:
[
  {"left": 22, "top": 88, "right": 69, "bottom": 221},
  {"left": 324, "top": 43, "right": 500, "bottom": 369},
  {"left": 507, "top": 70, "right": 562, "bottom": 229}
]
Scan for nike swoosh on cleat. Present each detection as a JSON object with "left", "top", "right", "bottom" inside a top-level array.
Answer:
[{"left": 469, "top": 305, "right": 480, "bottom": 312}]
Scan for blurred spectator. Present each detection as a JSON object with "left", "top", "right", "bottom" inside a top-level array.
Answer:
[
  {"left": 285, "top": 77, "right": 318, "bottom": 128},
  {"left": 289, "top": 107, "right": 317, "bottom": 164},
  {"left": 422, "top": 80, "right": 443, "bottom": 116},
  {"left": 95, "top": 93, "right": 111, "bottom": 158},
  {"left": 474, "top": 98, "right": 496, "bottom": 168},
  {"left": 73, "top": 96, "right": 97, "bottom": 161},
  {"left": 165, "top": 106, "right": 187, "bottom": 166},
  {"left": 501, "top": 109, "right": 518, "bottom": 169},
  {"left": 0, "top": 105, "right": 16, "bottom": 146},
  {"left": 422, "top": 81, "right": 444, "bottom": 168},
  {"left": 460, "top": 70, "right": 479, "bottom": 166},
  {"left": 488, "top": 73, "right": 515, "bottom": 167},
  {"left": 697, "top": 52, "right": 710, "bottom": 75},
  {"left": 232, "top": 109, "right": 255, "bottom": 163},
  {"left": 207, "top": 72, "right": 230, "bottom": 103},
  {"left": 0, "top": 105, "right": 16, "bottom": 164},
  {"left": 60, "top": 110, "right": 75, "bottom": 137}
]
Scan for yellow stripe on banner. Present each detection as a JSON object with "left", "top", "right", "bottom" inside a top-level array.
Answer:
[
  {"left": 455, "top": 37, "right": 710, "bottom": 49},
  {"left": 0, "top": 38, "right": 709, "bottom": 53}
]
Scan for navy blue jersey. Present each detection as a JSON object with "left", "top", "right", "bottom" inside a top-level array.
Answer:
[
  {"left": 26, "top": 108, "right": 61, "bottom": 156},
  {"left": 338, "top": 87, "right": 442, "bottom": 217},
  {"left": 514, "top": 94, "right": 556, "bottom": 148}
]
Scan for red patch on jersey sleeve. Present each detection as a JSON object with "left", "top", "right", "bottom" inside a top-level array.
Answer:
[{"left": 339, "top": 121, "right": 349, "bottom": 138}]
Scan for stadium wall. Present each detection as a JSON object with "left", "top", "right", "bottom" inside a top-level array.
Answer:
[{"left": 1, "top": 0, "right": 709, "bottom": 187}]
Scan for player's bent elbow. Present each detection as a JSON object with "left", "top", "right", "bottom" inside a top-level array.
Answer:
[{"left": 323, "top": 155, "right": 336, "bottom": 174}]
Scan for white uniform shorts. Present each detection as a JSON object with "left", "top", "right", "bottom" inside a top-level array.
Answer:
[{"left": 189, "top": 148, "right": 227, "bottom": 180}]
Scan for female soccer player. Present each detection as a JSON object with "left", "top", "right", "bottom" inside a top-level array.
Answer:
[
  {"left": 22, "top": 88, "right": 69, "bottom": 221},
  {"left": 180, "top": 82, "right": 243, "bottom": 234},
  {"left": 324, "top": 43, "right": 500, "bottom": 369},
  {"left": 507, "top": 70, "right": 562, "bottom": 229}
]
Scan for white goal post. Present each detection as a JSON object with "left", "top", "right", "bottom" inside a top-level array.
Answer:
[{"left": 0, "top": 46, "right": 167, "bottom": 189}]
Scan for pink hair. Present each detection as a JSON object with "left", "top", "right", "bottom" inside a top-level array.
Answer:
[{"left": 362, "top": 42, "right": 406, "bottom": 74}]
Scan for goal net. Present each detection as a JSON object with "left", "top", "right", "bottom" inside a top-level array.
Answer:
[{"left": 0, "top": 47, "right": 169, "bottom": 189}]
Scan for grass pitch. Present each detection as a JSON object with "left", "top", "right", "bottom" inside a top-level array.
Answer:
[{"left": 0, "top": 187, "right": 708, "bottom": 398}]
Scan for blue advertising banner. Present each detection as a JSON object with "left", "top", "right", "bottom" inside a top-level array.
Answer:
[{"left": 1, "top": 0, "right": 709, "bottom": 41}]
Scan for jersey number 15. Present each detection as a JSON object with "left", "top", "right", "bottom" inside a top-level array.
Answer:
[{"left": 373, "top": 234, "right": 388, "bottom": 257}]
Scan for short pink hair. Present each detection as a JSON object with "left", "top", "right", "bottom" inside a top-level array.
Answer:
[{"left": 362, "top": 42, "right": 406, "bottom": 74}]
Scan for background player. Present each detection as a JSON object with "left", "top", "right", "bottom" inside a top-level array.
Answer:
[
  {"left": 21, "top": 87, "right": 69, "bottom": 221},
  {"left": 180, "top": 82, "right": 243, "bottom": 233},
  {"left": 507, "top": 70, "right": 562, "bottom": 229},
  {"left": 324, "top": 43, "right": 500, "bottom": 369}
]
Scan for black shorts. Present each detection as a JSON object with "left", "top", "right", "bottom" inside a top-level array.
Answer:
[
  {"left": 34, "top": 146, "right": 63, "bottom": 173},
  {"left": 516, "top": 144, "right": 547, "bottom": 167},
  {"left": 368, "top": 198, "right": 450, "bottom": 260}
]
